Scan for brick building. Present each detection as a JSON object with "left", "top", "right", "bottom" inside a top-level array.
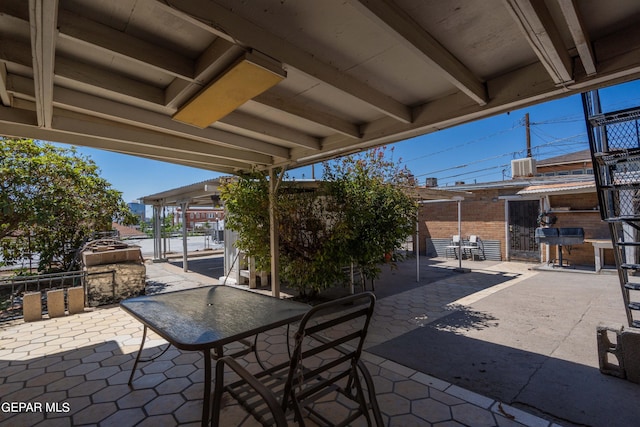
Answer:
[
  {"left": 419, "top": 150, "right": 611, "bottom": 268},
  {"left": 175, "top": 207, "right": 225, "bottom": 231}
]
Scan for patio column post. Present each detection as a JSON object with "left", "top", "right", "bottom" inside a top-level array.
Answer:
[
  {"left": 416, "top": 207, "right": 420, "bottom": 282},
  {"left": 180, "top": 201, "right": 189, "bottom": 272},
  {"left": 153, "top": 204, "right": 163, "bottom": 261},
  {"left": 269, "top": 168, "right": 284, "bottom": 298},
  {"left": 505, "top": 200, "right": 510, "bottom": 261},
  {"left": 457, "top": 198, "right": 462, "bottom": 270}
]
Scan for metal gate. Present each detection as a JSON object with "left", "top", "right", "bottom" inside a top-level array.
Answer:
[{"left": 509, "top": 200, "right": 540, "bottom": 261}]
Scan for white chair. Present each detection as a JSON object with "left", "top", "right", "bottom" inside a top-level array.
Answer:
[
  {"left": 465, "top": 235, "right": 484, "bottom": 260},
  {"left": 445, "top": 235, "right": 461, "bottom": 259}
]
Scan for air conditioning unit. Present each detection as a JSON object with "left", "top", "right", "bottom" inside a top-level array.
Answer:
[
  {"left": 425, "top": 177, "right": 438, "bottom": 187},
  {"left": 511, "top": 158, "right": 536, "bottom": 177}
]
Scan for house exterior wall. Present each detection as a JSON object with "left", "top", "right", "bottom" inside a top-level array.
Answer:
[
  {"left": 175, "top": 207, "right": 225, "bottom": 230},
  {"left": 419, "top": 187, "right": 612, "bottom": 267},
  {"left": 537, "top": 163, "right": 592, "bottom": 175},
  {"left": 419, "top": 188, "right": 508, "bottom": 259},
  {"left": 545, "top": 192, "right": 612, "bottom": 266}
]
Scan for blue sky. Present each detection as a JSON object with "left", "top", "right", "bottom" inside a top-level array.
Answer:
[{"left": 61, "top": 79, "right": 640, "bottom": 203}]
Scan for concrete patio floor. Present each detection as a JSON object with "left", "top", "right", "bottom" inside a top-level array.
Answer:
[{"left": 1, "top": 254, "right": 632, "bottom": 426}]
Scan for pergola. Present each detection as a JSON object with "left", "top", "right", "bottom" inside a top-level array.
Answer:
[
  {"left": 139, "top": 178, "right": 471, "bottom": 289},
  {"left": 2, "top": 0, "right": 640, "bottom": 294},
  {"left": 140, "top": 178, "right": 222, "bottom": 270}
]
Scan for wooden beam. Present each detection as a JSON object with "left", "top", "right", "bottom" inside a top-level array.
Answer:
[
  {"left": 253, "top": 92, "right": 362, "bottom": 139},
  {"left": 269, "top": 167, "right": 284, "bottom": 298},
  {"left": 220, "top": 111, "right": 322, "bottom": 151},
  {"left": 0, "top": 105, "right": 237, "bottom": 173},
  {"left": 2, "top": 39, "right": 166, "bottom": 107},
  {"left": 504, "top": 0, "right": 573, "bottom": 85},
  {"left": 556, "top": 0, "right": 596, "bottom": 76},
  {"left": 57, "top": 9, "right": 195, "bottom": 80},
  {"left": 28, "top": 0, "right": 57, "bottom": 127},
  {"left": 55, "top": 57, "right": 166, "bottom": 106},
  {"left": 8, "top": 73, "right": 298, "bottom": 161},
  {"left": 156, "top": 0, "right": 413, "bottom": 123},
  {"left": 52, "top": 112, "right": 272, "bottom": 167},
  {"left": 165, "top": 39, "right": 244, "bottom": 108},
  {"left": 53, "top": 85, "right": 291, "bottom": 159},
  {"left": 0, "top": 63, "right": 11, "bottom": 106},
  {"left": 350, "top": 0, "right": 487, "bottom": 106}
]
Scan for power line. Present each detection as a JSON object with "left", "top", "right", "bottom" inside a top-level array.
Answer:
[
  {"left": 400, "top": 124, "right": 521, "bottom": 165},
  {"left": 414, "top": 133, "right": 587, "bottom": 179}
]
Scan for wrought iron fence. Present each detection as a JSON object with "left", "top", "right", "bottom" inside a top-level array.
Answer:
[{"left": 0, "top": 270, "right": 118, "bottom": 322}]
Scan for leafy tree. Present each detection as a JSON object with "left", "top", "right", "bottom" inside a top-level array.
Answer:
[
  {"left": 324, "top": 146, "right": 417, "bottom": 284},
  {"left": 139, "top": 219, "right": 152, "bottom": 237},
  {"left": 219, "top": 173, "right": 271, "bottom": 272},
  {"left": 221, "top": 147, "right": 417, "bottom": 296},
  {"left": 0, "top": 138, "right": 137, "bottom": 272},
  {"left": 277, "top": 184, "right": 349, "bottom": 296}
]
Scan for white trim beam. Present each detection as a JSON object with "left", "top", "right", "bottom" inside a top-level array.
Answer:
[
  {"left": 157, "top": 0, "right": 413, "bottom": 123},
  {"left": 28, "top": 0, "right": 57, "bottom": 128},
  {"left": 556, "top": 0, "right": 596, "bottom": 76},
  {"left": 350, "top": 0, "right": 487, "bottom": 106},
  {"left": 504, "top": 0, "right": 573, "bottom": 85}
]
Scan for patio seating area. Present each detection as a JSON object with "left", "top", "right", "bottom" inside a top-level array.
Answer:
[
  {"left": 445, "top": 235, "right": 485, "bottom": 261},
  {"left": 1, "top": 255, "right": 633, "bottom": 426}
]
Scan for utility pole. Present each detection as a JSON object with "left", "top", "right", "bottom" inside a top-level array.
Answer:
[{"left": 525, "top": 113, "right": 532, "bottom": 157}]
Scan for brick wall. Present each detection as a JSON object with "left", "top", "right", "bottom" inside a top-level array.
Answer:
[
  {"left": 419, "top": 188, "right": 611, "bottom": 267},
  {"left": 545, "top": 192, "right": 611, "bottom": 266},
  {"left": 420, "top": 188, "right": 507, "bottom": 258}
]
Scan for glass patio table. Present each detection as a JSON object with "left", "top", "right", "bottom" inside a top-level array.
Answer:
[{"left": 120, "top": 285, "right": 310, "bottom": 426}]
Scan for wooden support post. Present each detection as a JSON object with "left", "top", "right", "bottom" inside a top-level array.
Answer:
[{"left": 269, "top": 168, "right": 285, "bottom": 298}]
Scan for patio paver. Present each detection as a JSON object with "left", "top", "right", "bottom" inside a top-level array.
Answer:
[{"left": 0, "top": 257, "right": 557, "bottom": 426}]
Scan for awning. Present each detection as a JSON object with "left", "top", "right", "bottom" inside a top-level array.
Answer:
[{"left": 517, "top": 181, "right": 595, "bottom": 195}]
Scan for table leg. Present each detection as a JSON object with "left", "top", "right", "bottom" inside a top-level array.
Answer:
[
  {"left": 595, "top": 247, "right": 602, "bottom": 272},
  {"left": 202, "top": 348, "right": 212, "bottom": 427},
  {"left": 128, "top": 325, "right": 148, "bottom": 386}
]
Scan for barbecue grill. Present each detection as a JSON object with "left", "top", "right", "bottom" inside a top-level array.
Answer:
[{"left": 535, "top": 227, "right": 585, "bottom": 267}]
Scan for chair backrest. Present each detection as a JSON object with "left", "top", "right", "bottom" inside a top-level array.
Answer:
[
  {"left": 281, "top": 292, "right": 376, "bottom": 414},
  {"left": 469, "top": 235, "right": 478, "bottom": 244},
  {"left": 452, "top": 235, "right": 460, "bottom": 243}
]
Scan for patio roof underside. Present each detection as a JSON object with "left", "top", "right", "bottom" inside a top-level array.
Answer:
[{"left": 1, "top": 0, "right": 640, "bottom": 174}]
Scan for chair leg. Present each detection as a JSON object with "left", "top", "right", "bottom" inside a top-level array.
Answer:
[
  {"left": 211, "top": 360, "right": 225, "bottom": 427},
  {"left": 356, "top": 360, "right": 384, "bottom": 427}
]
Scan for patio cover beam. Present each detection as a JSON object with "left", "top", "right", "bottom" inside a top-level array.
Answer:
[
  {"left": 556, "top": 0, "right": 596, "bottom": 76},
  {"left": 349, "top": 0, "right": 487, "bottom": 106},
  {"left": 504, "top": 0, "right": 573, "bottom": 85},
  {"left": 28, "top": 0, "right": 57, "bottom": 128},
  {"left": 156, "top": 0, "right": 413, "bottom": 124}
]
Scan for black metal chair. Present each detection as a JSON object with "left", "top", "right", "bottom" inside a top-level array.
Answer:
[{"left": 211, "top": 292, "right": 383, "bottom": 427}]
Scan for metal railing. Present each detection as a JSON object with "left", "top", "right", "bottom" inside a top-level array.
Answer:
[{"left": 0, "top": 269, "right": 114, "bottom": 322}]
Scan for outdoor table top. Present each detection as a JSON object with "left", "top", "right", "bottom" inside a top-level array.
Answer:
[{"left": 120, "top": 285, "right": 311, "bottom": 352}]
